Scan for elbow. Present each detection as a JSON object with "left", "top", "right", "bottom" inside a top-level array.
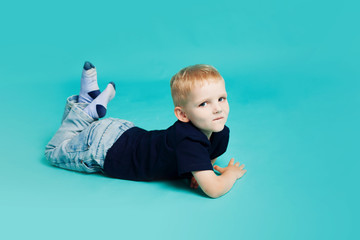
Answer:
[
  {"left": 204, "top": 188, "right": 223, "bottom": 198},
  {"left": 192, "top": 170, "right": 229, "bottom": 198},
  {"left": 202, "top": 182, "right": 225, "bottom": 199},
  {"left": 206, "top": 191, "right": 222, "bottom": 199}
]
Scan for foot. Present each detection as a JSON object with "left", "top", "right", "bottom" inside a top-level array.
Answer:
[
  {"left": 79, "top": 61, "right": 101, "bottom": 103},
  {"left": 83, "top": 82, "right": 116, "bottom": 120}
]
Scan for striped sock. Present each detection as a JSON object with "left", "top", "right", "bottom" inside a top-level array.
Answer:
[
  {"left": 83, "top": 82, "right": 116, "bottom": 120},
  {"left": 79, "top": 61, "right": 101, "bottom": 103}
]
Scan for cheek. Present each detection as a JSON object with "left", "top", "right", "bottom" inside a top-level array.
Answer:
[
  {"left": 223, "top": 102, "right": 230, "bottom": 113},
  {"left": 189, "top": 110, "right": 207, "bottom": 122}
]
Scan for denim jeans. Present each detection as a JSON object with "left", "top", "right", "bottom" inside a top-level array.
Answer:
[{"left": 44, "top": 95, "right": 134, "bottom": 173}]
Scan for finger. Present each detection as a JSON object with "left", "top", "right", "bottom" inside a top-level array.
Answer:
[
  {"left": 235, "top": 162, "right": 240, "bottom": 167},
  {"left": 235, "top": 169, "right": 247, "bottom": 179},
  {"left": 239, "top": 164, "right": 245, "bottom": 170},
  {"left": 214, "top": 165, "right": 224, "bottom": 173},
  {"left": 191, "top": 177, "right": 196, "bottom": 183},
  {"left": 191, "top": 177, "right": 196, "bottom": 186},
  {"left": 228, "top": 158, "right": 235, "bottom": 166}
]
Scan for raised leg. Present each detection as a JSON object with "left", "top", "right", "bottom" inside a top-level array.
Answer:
[
  {"left": 45, "top": 102, "right": 98, "bottom": 173},
  {"left": 79, "top": 61, "right": 101, "bottom": 103}
]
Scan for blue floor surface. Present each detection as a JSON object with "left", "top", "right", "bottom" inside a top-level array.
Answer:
[{"left": 1, "top": 1, "right": 359, "bottom": 239}]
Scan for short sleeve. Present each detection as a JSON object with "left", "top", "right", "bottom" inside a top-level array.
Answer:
[{"left": 176, "top": 138, "right": 213, "bottom": 176}]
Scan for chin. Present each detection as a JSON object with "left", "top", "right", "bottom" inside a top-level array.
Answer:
[{"left": 212, "top": 125, "right": 225, "bottom": 133}]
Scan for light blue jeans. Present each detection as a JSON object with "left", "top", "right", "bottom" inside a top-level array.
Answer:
[{"left": 44, "top": 95, "right": 134, "bottom": 173}]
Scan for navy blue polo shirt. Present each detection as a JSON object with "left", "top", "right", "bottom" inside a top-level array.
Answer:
[{"left": 103, "top": 120, "right": 229, "bottom": 181}]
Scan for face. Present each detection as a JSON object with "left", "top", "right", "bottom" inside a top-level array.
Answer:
[{"left": 180, "top": 79, "right": 229, "bottom": 139}]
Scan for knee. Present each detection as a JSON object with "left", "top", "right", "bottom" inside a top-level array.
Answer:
[{"left": 44, "top": 144, "right": 56, "bottom": 165}]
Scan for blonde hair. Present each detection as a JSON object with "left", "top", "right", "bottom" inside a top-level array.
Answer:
[{"left": 170, "top": 64, "right": 223, "bottom": 106}]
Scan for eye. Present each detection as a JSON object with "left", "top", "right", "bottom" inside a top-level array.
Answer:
[
  {"left": 219, "top": 97, "right": 226, "bottom": 102},
  {"left": 199, "top": 102, "right": 207, "bottom": 107}
]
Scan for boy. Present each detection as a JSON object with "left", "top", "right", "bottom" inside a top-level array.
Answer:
[{"left": 45, "top": 62, "right": 246, "bottom": 198}]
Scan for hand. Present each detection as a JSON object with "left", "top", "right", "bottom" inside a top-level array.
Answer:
[
  {"left": 213, "top": 158, "right": 247, "bottom": 179},
  {"left": 190, "top": 176, "right": 199, "bottom": 189}
]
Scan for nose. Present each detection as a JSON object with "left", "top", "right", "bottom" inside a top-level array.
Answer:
[{"left": 213, "top": 103, "right": 222, "bottom": 114}]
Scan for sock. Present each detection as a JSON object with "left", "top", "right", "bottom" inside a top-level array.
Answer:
[
  {"left": 83, "top": 82, "right": 116, "bottom": 120},
  {"left": 79, "top": 61, "right": 101, "bottom": 103}
]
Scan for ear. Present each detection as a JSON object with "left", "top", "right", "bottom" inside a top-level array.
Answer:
[{"left": 174, "top": 106, "right": 190, "bottom": 122}]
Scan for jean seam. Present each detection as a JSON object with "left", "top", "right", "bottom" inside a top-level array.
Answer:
[{"left": 95, "top": 120, "right": 114, "bottom": 161}]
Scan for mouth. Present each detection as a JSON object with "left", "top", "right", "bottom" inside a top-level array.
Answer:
[{"left": 213, "top": 117, "right": 224, "bottom": 121}]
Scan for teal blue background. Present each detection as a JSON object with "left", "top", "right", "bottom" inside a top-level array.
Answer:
[{"left": 0, "top": 0, "right": 359, "bottom": 239}]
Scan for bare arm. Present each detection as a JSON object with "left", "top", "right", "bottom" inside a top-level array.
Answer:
[
  {"left": 192, "top": 158, "right": 246, "bottom": 198},
  {"left": 190, "top": 158, "right": 218, "bottom": 189}
]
